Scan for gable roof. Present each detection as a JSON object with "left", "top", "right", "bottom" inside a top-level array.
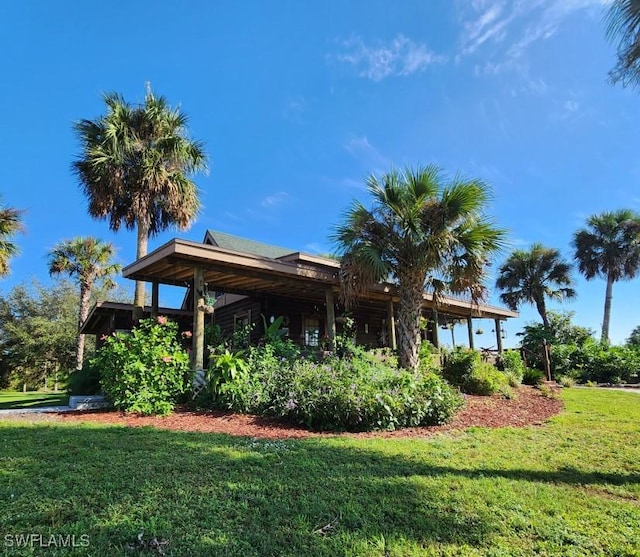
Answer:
[{"left": 204, "top": 230, "right": 294, "bottom": 259}]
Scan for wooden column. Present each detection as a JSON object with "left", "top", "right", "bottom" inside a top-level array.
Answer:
[
  {"left": 467, "top": 318, "right": 475, "bottom": 350},
  {"left": 192, "top": 268, "right": 205, "bottom": 370},
  {"left": 495, "top": 318, "right": 504, "bottom": 354},
  {"left": 151, "top": 282, "right": 159, "bottom": 318},
  {"left": 387, "top": 299, "right": 397, "bottom": 350},
  {"left": 325, "top": 288, "right": 336, "bottom": 350},
  {"left": 432, "top": 308, "right": 440, "bottom": 349}
]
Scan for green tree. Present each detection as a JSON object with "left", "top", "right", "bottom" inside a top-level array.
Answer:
[
  {"left": 626, "top": 324, "right": 640, "bottom": 347},
  {"left": 73, "top": 85, "right": 207, "bottom": 309},
  {"left": 572, "top": 209, "right": 640, "bottom": 344},
  {"left": 0, "top": 196, "right": 24, "bottom": 278},
  {"left": 0, "top": 280, "right": 77, "bottom": 389},
  {"left": 495, "top": 243, "right": 576, "bottom": 328},
  {"left": 606, "top": 0, "right": 640, "bottom": 87},
  {"left": 48, "top": 237, "right": 121, "bottom": 370},
  {"left": 333, "top": 165, "right": 505, "bottom": 370}
]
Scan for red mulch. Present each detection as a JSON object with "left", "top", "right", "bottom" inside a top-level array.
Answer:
[{"left": 27, "top": 385, "right": 563, "bottom": 440}]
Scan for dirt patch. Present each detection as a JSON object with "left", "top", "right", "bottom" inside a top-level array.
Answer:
[{"left": 5, "top": 386, "right": 563, "bottom": 440}]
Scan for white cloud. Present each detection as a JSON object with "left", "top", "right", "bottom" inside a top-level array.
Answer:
[
  {"left": 458, "top": 0, "right": 611, "bottom": 68},
  {"left": 344, "top": 136, "right": 390, "bottom": 170},
  {"left": 260, "top": 191, "right": 290, "bottom": 208},
  {"left": 333, "top": 34, "right": 445, "bottom": 81}
]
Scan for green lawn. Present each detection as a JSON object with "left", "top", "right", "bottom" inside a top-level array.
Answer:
[
  {"left": 0, "top": 389, "right": 638, "bottom": 556},
  {"left": 0, "top": 390, "right": 68, "bottom": 410}
]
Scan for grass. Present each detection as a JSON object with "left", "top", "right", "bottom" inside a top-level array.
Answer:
[
  {"left": 0, "top": 390, "right": 68, "bottom": 410},
  {"left": 0, "top": 389, "right": 638, "bottom": 556}
]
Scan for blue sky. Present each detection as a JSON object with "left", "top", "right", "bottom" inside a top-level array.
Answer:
[{"left": 1, "top": 0, "right": 638, "bottom": 348}]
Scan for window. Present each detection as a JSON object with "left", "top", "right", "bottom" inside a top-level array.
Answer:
[{"left": 303, "top": 316, "right": 320, "bottom": 347}]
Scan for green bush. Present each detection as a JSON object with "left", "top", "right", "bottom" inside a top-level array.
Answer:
[
  {"left": 93, "top": 317, "right": 191, "bottom": 415},
  {"left": 496, "top": 351, "right": 525, "bottom": 383},
  {"left": 441, "top": 348, "right": 510, "bottom": 396},
  {"left": 464, "top": 363, "right": 511, "bottom": 396},
  {"left": 66, "top": 361, "right": 101, "bottom": 395},
  {"left": 204, "top": 345, "right": 463, "bottom": 431},
  {"left": 522, "top": 367, "right": 545, "bottom": 386}
]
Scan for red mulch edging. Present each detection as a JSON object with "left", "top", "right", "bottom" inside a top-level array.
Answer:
[{"left": 35, "top": 386, "right": 564, "bottom": 440}]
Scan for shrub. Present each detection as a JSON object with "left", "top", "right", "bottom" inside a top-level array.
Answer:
[
  {"left": 442, "top": 348, "right": 510, "bottom": 396},
  {"left": 496, "top": 351, "right": 525, "bottom": 383},
  {"left": 66, "top": 361, "right": 101, "bottom": 395},
  {"left": 93, "top": 317, "right": 191, "bottom": 415},
  {"left": 522, "top": 367, "right": 545, "bottom": 386},
  {"left": 205, "top": 346, "right": 463, "bottom": 431}
]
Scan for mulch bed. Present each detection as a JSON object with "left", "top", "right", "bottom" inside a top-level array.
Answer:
[{"left": 7, "top": 385, "right": 563, "bottom": 440}]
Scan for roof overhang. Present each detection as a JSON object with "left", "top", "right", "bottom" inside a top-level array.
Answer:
[{"left": 122, "top": 238, "right": 518, "bottom": 320}]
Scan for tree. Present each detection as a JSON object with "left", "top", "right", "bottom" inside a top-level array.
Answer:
[
  {"left": 0, "top": 280, "right": 77, "bottom": 389},
  {"left": 626, "top": 324, "right": 640, "bottom": 347},
  {"left": 606, "top": 0, "right": 640, "bottom": 87},
  {"left": 572, "top": 209, "right": 640, "bottom": 344},
  {"left": 0, "top": 195, "right": 24, "bottom": 278},
  {"left": 73, "top": 85, "right": 207, "bottom": 309},
  {"left": 495, "top": 243, "right": 576, "bottom": 328},
  {"left": 48, "top": 237, "right": 120, "bottom": 370},
  {"left": 333, "top": 165, "right": 505, "bottom": 370}
]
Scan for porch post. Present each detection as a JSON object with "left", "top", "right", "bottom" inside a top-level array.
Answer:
[
  {"left": 151, "top": 281, "right": 159, "bottom": 318},
  {"left": 432, "top": 308, "right": 440, "bottom": 349},
  {"left": 495, "top": 318, "right": 504, "bottom": 354},
  {"left": 325, "top": 288, "right": 336, "bottom": 350},
  {"left": 467, "top": 317, "right": 475, "bottom": 350},
  {"left": 192, "top": 267, "right": 205, "bottom": 370},
  {"left": 387, "top": 299, "right": 397, "bottom": 350}
]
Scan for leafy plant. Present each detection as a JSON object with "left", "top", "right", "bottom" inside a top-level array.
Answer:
[
  {"left": 93, "top": 317, "right": 191, "bottom": 415},
  {"left": 206, "top": 349, "right": 249, "bottom": 403}
]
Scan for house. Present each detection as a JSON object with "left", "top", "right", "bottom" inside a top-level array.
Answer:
[{"left": 84, "top": 230, "right": 516, "bottom": 370}]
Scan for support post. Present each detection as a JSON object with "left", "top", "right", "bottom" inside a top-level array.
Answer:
[
  {"left": 387, "top": 299, "right": 397, "bottom": 350},
  {"left": 432, "top": 309, "right": 440, "bottom": 349},
  {"left": 495, "top": 318, "right": 504, "bottom": 354},
  {"left": 467, "top": 318, "right": 475, "bottom": 350},
  {"left": 325, "top": 288, "right": 336, "bottom": 351},
  {"left": 192, "top": 268, "right": 205, "bottom": 371},
  {"left": 151, "top": 282, "right": 159, "bottom": 318}
]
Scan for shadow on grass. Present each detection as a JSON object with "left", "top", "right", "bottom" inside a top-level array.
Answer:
[
  {"left": 0, "top": 394, "right": 68, "bottom": 410},
  {"left": 0, "top": 424, "right": 637, "bottom": 556}
]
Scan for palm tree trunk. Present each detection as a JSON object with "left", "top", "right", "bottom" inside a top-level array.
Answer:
[
  {"left": 133, "top": 222, "right": 149, "bottom": 309},
  {"left": 76, "top": 283, "right": 92, "bottom": 371},
  {"left": 535, "top": 298, "right": 549, "bottom": 328},
  {"left": 397, "top": 269, "right": 425, "bottom": 370},
  {"left": 601, "top": 275, "right": 614, "bottom": 344}
]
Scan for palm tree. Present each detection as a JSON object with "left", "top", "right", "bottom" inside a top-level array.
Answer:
[
  {"left": 0, "top": 196, "right": 24, "bottom": 278},
  {"left": 606, "top": 0, "right": 640, "bottom": 87},
  {"left": 572, "top": 209, "right": 640, "bottom": 344},
  {"left": 333, "top": 165, "right": 505, "bottom": 370},
  {"left": 48, "top": 237, "right": 121, "bottom": 370},
  {"left": 73, "top": 85, "right": 207, "bottom": 309},
  {"left": 495, "top": 243, "right": 576, "bottom": 328}
]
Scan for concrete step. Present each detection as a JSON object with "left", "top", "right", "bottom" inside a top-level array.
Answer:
[{"left": 68, "top": 395, "right": 111, "bottom": 410}]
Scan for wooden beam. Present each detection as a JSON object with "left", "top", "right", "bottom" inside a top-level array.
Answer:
[
  {"left": 467, "top": 317, "right": 474, "bottom": 350},
  {"left": 151, "top": 282, "right": 159, "bottom": 318},
  {"left": 387, "top": 299, "right": 397, "bottom": 350},
  {"left": 495, "top": 318, "right": 504, "bottom": 354},
  {"left": 325, "top": 288, "right": 336, "bottom": 350},
  {"left": 432, "top": 308, "right": 440, "bottom": 349},
  {"left": 192, "top": 267, "right": 205, "bottom": 371}
]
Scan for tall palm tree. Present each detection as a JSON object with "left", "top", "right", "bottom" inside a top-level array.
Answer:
[
  {"left": 334, "top": 165, "right": 505, "bottom": 370},
  {"left": 606, "top": 0, "right": 640, "bottom": 87},
  {"left": 495, "top": 243, "right": 576, "bottom": 328},
  {"left": 73, "top": 85, "right": 207, "bottom": 309},
  {"left": 572, "top": 209, "right": 640, "bottom": 344},
  {"left": 48, "top": 237, "right": 121, "bottom": 370},
  {"left": 0, "top": 196, "right": 24, "bottom": 278}
]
